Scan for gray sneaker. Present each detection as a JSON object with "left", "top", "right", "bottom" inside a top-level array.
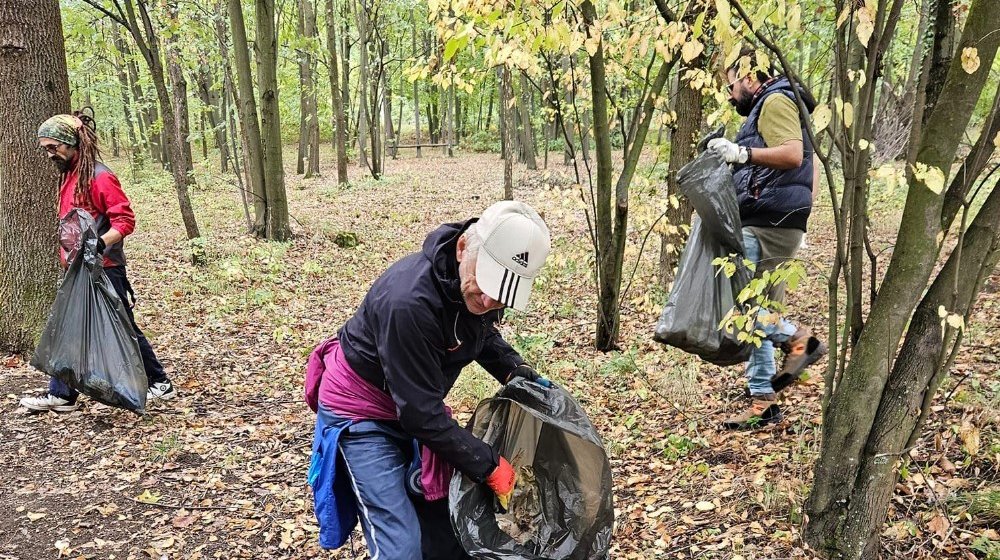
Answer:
[
  {"left": 147, "top": 381, "right": 177, "bottom": 401},
  {"left": 20, "top": 393, "right": 79, "bottom": 413}
]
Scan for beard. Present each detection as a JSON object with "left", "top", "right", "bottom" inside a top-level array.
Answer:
[
  {"left": 729, "top": 93, "right": 755, "bottom": 117},
  {"left": 50, "top": 156, "right": 72, "bottom": 173}
]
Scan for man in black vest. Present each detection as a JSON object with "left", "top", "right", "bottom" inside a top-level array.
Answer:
[{"left": 708, "top": 50, "right": 827, "bottom": 429}]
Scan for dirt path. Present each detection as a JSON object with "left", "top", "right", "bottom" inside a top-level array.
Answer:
[{"left": 1, "top": 149, "right": 996, "bottom": 559}]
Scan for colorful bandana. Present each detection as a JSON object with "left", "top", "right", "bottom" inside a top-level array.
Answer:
[{"left": 37, "top": 114, "right": 82, "bottom": 147}]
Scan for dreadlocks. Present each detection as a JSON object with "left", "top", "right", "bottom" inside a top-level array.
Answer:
[{"left": 70, "top": 109, "right": 101, "bottom": 207}]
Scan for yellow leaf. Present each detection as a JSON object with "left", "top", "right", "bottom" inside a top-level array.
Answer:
[
  {"left": 843, "top": 102, "right": 854, "bottom": 128},
  {"left": 961, "top": 47, "right": 980, "bottom": 74},
  {"left": 27, "top": 512, "right": 46, "bottom": 521},
  {"left": 584, "top": 36, "right": 600, "bottom": 57},
  {"left": 836, "top": 5, "right": 850, "bottom": 28},
  {"left": 812, "top": 103, "right": 832, "bottom": 133},
  {"left": 681, "top": 39, "right": 704, "bottom": 63},
  {"left": 859, "top": 139, "right": 870, "bottom": 151},
  {"left": 959, "top": 421, "right": 980, "bottom": 456},
  {"left": 937, "top": 305, "right": 948, "bottom": 318},
  {"left": 136, "top": 490, "right": 161, "bottom": 504},
  {"left": 695, "top": 500, "right": 715, "bottom": 511},
  {"left": 856, "top": 7, "right": 874, "bottom": 47},
  {"left": 994, "top": 130, "right": 1000, "bottom": 148},
  {"left": 946, "top": 313, "right": 964, "bottom": 330},
  {"left": 912, "top": 162, "right": 945, "bottom": 194}
]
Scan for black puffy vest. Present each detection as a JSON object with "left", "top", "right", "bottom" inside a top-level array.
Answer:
[{"left": 732, "top": 77, "right": 814, "bottom": 232}]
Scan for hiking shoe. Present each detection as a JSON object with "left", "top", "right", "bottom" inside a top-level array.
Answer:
[
  {"left": 771, "top": 328, "right": 828, "bottom": 393},
  {"left": 20, "top": 393, "right": 79, "bottom": 413},
  {"left": 147, "top": 381, "right": 177, "bottom": 401},
  {"left": 723, "top": 393, "right": 783, "bottom": 430}
]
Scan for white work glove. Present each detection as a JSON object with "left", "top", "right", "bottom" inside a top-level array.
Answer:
[{"left": 707, "top": 138, "right": 749, "bottom": 164}]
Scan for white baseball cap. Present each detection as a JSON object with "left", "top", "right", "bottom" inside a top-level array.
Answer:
[{"left": 474, "top": 201, "right": 551, "bottom": 311}]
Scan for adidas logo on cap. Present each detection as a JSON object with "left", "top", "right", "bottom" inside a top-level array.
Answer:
[{"left": 512, "top": 251, "right": 529, "bottom": 267}]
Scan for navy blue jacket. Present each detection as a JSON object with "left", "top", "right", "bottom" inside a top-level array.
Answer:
[
  {"left": 338, "top": 220, "right": 525, "bottom": 481},
  {"left": 733, "top": 77, "right": 815, "bottom": 232}
]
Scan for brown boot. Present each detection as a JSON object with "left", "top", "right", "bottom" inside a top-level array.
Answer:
[
  {"left": 771, "top": 327, "right": 828, "bottom": 393},
  {"left": 723, "top": 393, "right": 783, "bottom": 430}
]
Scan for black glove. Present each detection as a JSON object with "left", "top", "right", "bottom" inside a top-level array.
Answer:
[
  {"left": 506, "top": 364, "right": 552, "bottom": 388},
  {"left": 95, "top": 237, "right": 106, "bottom": 255}
]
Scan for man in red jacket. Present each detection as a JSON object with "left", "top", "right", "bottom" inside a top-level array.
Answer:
[{"left": 20, "top": 112, "right": 177, "bottom": 412}]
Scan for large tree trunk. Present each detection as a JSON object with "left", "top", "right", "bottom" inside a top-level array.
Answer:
[
  {"left": 325, "top": 0, "right": 349, "bottom": 184},
  {"left": 255, "top": 0, "right": 291, "bottom": 241},
  {"left": 0, "top": 0, "right": 68, "bottom": 353},
  {"left": 228, "top": 0, "right": 268, "bottom": 235},
  {"left": 803, "top": 1, "right": 1000, "bottom": 556}
]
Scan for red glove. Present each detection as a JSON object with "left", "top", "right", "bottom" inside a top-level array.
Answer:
[{"left": 486, "top": 456, "right": 516, "bottom": 510}]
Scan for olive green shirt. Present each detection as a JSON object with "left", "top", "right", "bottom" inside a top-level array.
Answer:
[{"left": 758, "top": 94, "right": 802, "bottom": 147}]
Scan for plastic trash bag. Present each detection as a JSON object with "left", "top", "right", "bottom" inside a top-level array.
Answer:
[
  {"left": 30, "top": 209, "right": 147, "bottom": 413},
  {"left": 654, "top": 151, "right": 752, "bottom": 366},
  {"left": 450, "top": 378, "right": 613, "bottom": 560}
]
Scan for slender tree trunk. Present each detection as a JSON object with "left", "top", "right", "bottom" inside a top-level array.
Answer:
[
  {"left": 517, "top": 72, "right": 538, "bottom": 169},
  {"left": 165, "top": 0, "right": 195, "bottom": 180},
  {"left": 804, "top": 1, "right": 1000, "bottom": 556},
  {"left": 228, "top": 0, "right": 267, "bottom": 235},
  {"left": 355, "top": 0, "right": 371, "bottom": 171},
  {"left": 119, "top": 0, "right": 201, "bottom": 244},
  {"left": 111, "top": 43, "right": 141, "bottom": 164},
  {"left": 299, "top": 0, "right": 320, "bottom": 178},
  {"left": 411, "top": 7, "right": 422, "bottom": 158},
  {"left": 255, "top": 0, "right": 291, "bottom": 240},
  {"left": 0, "top": 0, "right": 68, "bottom": 353},
  {"left": 341, "top": 2, "right": 351, "bottom": 135},
  {"left": 325, "top": 0, "right": 349, "bottom": 184},
  {"left": 499, "top": 66, "right": 514, "bottom": 199}
]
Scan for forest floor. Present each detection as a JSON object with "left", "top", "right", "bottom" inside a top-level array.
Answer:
[{"left": 0, "top": 147, "right": 998, "bottom": 560}]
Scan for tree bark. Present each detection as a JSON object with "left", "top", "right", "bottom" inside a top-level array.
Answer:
[
  {"left": 410, "top": 8, "right": 422, "bottom": 159},
  {"left": 325, "top": 0, "right": 349, "bottom": 183},
  {"left": 658, "top": 65, "right": 699, "bottom": 285},
  {"left": 499, "top": 66, "right": 514, "bottom": 199},
  {"left": 255, "top": 0, "right": 291, "bottom": 240},
  {"left": 517, "top": 72, "right": 538, "bottom": 169},
  {"left": 299, "top": 0, "right": 320, "bottom": 178},
  {"left": 165, "top": 0, "right": 195, "bottom": 179},
  {"left": 355, "top": 0, "right": 372, "bottom": 172},
  {"left": 0, "top": 0, "right": 68, "bottom": 353},
  {"left": 228, "top": 0, "right": 267, "bottom": 235},
  {"left": 804, "top": 1, "right": 1000, "bottom": 556}
]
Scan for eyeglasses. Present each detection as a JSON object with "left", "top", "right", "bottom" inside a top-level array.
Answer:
[
  {"left": 40, "top": 143, "right": 63, "bottom": 154},
  {"left": 726, "top": 78, "right": 741, "bottom": 93}
]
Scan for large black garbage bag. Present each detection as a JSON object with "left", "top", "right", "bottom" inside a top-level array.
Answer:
[
  {"left": 653, "top": 151, "right": 752, "bottom": 366},
  {"left": 30, "top": 209, "right": 147, "bottom": 413},
  {"left": 450, "top": 379, "right": 613, "bottom": 560}
]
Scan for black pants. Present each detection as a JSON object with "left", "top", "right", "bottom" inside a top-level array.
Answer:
[{"left": 49, "top": 266, "right": 168, "bottom": 401}]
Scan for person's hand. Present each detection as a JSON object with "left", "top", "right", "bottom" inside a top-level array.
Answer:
[
  {"left": 486, "top": 456, "right": 516, "bottom": 511},
  {"left": 95, "top": 237, "right": 107, "bottom": 255},
  {"left": 506, "top": 364, "right": 552, "bottom": 388},
  {"left": 707, "top": 138, "right": 749, "bottom": 164}
]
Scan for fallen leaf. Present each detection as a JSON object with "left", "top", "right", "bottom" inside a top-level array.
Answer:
[
  {"left": 136, "top": 489, "right": 161, "bottom": 504},
  {"left": 927, "top": 513, "right": 949, "bottom": 540},
  {"left": 26, "top": 512, "right": 46, "bottom": 521},
  {"left": 961, "top": 47, "right": 980, "bottom": 74},
  {"left": 695, "top": 501, "right": 715, "bottom": 512}
]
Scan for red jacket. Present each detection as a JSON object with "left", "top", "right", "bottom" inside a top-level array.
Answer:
[{"left": 59, "top": 162, "right": 135, "bottom": 268}]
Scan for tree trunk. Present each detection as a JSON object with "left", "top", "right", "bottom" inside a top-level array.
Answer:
[
  {"left": 110, "top": 42, "right": 141, "bottom": 165},
  {"left": 228, "top": 0, "right": 267, "bottom": 235},
  {"left": 299, "top": 0, "right": 321, "bottom": 178},
  {"left": 355, "top": 0, "right": 371, "bottom": 172},
  {"left": 0, "top": 0, "right": 68, "bottom": 353},
  {"left": 325, "top": 0, "right": 349, "bottom": 184},
  {"left": 658, "top": 66, "right": 700, "bottom": 285},
  {"left": 194, "top": 65, "right": 229, "bottom": 173},
  {"left": 119, "top": 0, "right": 201, "bottom": 245},
  {"left": 165, "top": 0, "right": 195, "bottom": 180},
  {"left": 255, "top": 0, "right": 291, "bottom": 241},
  {"left": 803, "top": 1, "right": 1000, "bottom": 556},
  {"left": 517, "top": 72, "right": 538, "bottom": 170},
  {"left": 411, "top": 8, "right": 422, "bottom": 159},
  {"left": 499, "top": 66, "right": 514, "bottom": 199}
]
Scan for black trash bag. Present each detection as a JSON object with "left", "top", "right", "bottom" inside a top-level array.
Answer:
[
  {"left": 30, "top": 209, "right": 147, "bottom": 413},
  {"left": 450, "top": 378, "right": 613, "bottom": 560},
  {"left": 653, "top": 151, "right": 752, "bottom": 366}
]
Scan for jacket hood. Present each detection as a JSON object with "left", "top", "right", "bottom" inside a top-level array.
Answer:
[{"left": 422, "top": 219, "right": 477, "bottom": 305}]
